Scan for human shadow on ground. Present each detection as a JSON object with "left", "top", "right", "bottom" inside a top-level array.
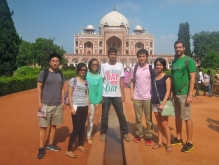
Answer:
[
  {"left": 54, "top": 126, "right": 71, "bottom": 144},
  {"left": 206, "top": 118, "right": 219, "bottom": 133}
]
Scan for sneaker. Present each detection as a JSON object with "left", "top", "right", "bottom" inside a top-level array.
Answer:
[
  {"left": 181, "top": 142, "right": 194, "bottom": 152},
  {"left": 171, "top": 137, "right": 183, "bottom": 145},
  {"left": 145, "top": 138, "right": 152, "bottom": 146},
  {"left": 123, "top": 134, "right": 130, "bottom": 142},
  {"left": 46, "top": 142, "right": 61, "bottom": 151},
  {"left": 37, "top": 148, "right": 46, "bottom": 159},
  {"left": 100, "top": 133, "right": 106, "bottom": 142},
  {"left": 132, "top": 136, "right": 143, "bottom": 143}
]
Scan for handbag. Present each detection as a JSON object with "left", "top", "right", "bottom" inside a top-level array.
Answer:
[{"left": 154, "top": 78, "right": 175, "bottom": 116}]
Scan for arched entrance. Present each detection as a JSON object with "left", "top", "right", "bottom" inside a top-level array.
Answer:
[
  {"left": 84, "top": 41, "right": 93, "bottom": 54},
  {"left": 129, "top": 60, "right": 137, "bottom": 67},
  {"left": 72, "top": 58, "right": 78, "bottom": 66},
  {"left": 100, "top": 59, "right": 108, "bottom": 65},
  {"left": 120, "top": 59, "right": 127, "bottom": 68},
  {"left": 106, "top": 36, "right": 122, "bottom": 54},
  {"left": 81, "top": 58, "right": 88, "bottom": 66},
  {"left": 135, "top": 42, "right": 144, "bottom": 54}
]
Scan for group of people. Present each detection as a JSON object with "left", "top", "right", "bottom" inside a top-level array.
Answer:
[
  {"left": 36, "top": 40, "right": 197, "bottom": 159},
  {"left": 195, "top": 67, "right": 219, "bottom": 97}
]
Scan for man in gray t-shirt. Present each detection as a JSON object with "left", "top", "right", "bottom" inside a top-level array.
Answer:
[{"left": 37, "top": 53, "right": 65, "bottom": 159}]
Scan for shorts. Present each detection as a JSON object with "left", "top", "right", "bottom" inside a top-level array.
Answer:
[
  {"left": 39, "top": 104, "right": 63, "bottom": 127},
  {"left": 173, "top": 95, "right": 191, "bottom": 120},
  {"left": 152, "top": 104, "right": 161, "bottom": 113}
]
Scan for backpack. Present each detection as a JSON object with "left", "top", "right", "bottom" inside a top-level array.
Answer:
[
  {"left": 174, "top": 56, "right": 198, "bottom": 93},
  {"left": 64, "top": 78, "right": 88, "bottom": 106},
  {"left": 42, "top": 69, "right": 64, "bottom": 89},
  {"left": 184, "top": 57, "right": 200, "bottom": 83},
  {"left": 133, "top": 64, "right": 155, "bottom": 88}
]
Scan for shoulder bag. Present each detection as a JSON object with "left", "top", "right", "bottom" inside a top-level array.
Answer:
[{"left": 154, "top": 78, "right": 175, "bottom": 116}]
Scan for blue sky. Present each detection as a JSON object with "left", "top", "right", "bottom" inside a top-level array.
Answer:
[{"left": 7, "top": 0, "right": 219, "bottom": 54}]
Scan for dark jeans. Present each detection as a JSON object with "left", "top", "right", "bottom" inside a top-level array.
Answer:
[
  {"left": 204, "top": 84, "right": 212, "bottom": 96},
  {"left": 195, "top": 82, "right": 201, "bottom": 96},
  {"left": 101, "top": 97, "right": 128, "bottom": 135},
  {"left": 67, "top": 106, "right": 88, "bottom": 151}
]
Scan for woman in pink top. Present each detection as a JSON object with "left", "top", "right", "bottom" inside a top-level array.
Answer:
[{"left": 124, "top": 68, "right": 130, "bottom": 88}]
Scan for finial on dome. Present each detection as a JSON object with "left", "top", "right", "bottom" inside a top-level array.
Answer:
[{"left": 114, "top": 4, "right": 115, "bottom": 11}]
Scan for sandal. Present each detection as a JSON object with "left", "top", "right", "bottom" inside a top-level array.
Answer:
[
  {"left": 166, "top": 145, "right": 172, "bottom": 152},
  {"left": 65, "top": 151, "right": 77, "bottom": 158},
  {"left": 152, "top": 143, "right": 163, "bottom": 149},
  {"left": 87, "top": 137, "right": 93, "bottom": 145},
  {"left": 77, "top": 146, "right": 88, "bottom": 153}
]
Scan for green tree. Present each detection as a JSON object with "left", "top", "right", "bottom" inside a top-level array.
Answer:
[
  {"left": 16, "top": 40, "right": 34, "bottom": 67},
  {"left": 178, "top": 22, "right": 192, "bottom": 56},
  {"left": 192, "top": 31, "right": 219, "bottom": 60},
  {"left": 202, "top": 51, "right": 219, "bottom": 69},
  {"left": 33, "top": 38, "right": 66, "bottom": 68},
  {"left": 0, "top": 0, "right": 20, "bottom": 76}
]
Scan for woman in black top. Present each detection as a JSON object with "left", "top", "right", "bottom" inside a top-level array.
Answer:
[{"left": 151, "top": 58, "right": 172, "bottom": 152}]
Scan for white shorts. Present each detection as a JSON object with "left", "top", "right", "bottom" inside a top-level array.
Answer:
[{"left": 152, "top": 104, "right": 161, "bottom": 113}]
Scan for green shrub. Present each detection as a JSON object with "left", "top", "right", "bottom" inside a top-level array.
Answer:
[
  {"left": 63, "top": 70, "right": 76, "bottom": 80},
  {"left": 14, "top": 66, "right": 41, "bottom": 76},
  {"left": 0, "top": 70, "right": 76, "bottom": 96}
]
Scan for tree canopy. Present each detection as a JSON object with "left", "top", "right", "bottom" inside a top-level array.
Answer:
[
  {"left": 192, "top": 31, "right": 219, "bottom": 60},
  {"left": 16, "top": 40, "right": 33, "bottom": 67},
  {"left": 178, "top": 22, "right": 192, "bottom": 56},
  {"left": 16, "top": 38, "right": 66, "bottom": 68},
  {"left": 201, "top": 51, "right": 219, "bottom": 69},
  {"left": 0, "top": 0, "right": 20, "bottom": 76}
]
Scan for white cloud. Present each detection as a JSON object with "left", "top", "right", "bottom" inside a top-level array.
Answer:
[
  {"left": 154, "top": 34, "right": 177, "bottom": 54},
  {"left": 116, "top": 2, "right": 141, "bottom": 11}
]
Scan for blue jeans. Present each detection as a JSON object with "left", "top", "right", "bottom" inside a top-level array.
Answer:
[
  {"left": 101, "top": 97, "right": 128, "bottom": 134},
  {"left": 204, "top": 84, "right": 212, "bottom": 96}
]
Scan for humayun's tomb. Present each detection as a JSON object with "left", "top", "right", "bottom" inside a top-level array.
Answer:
[{"left": 64, "top": 8, "right": 175, "bottom": 69}]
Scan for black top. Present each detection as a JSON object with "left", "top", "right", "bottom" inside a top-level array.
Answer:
[{"left": 151, "top": 74, "right": 169, "bottom": 104}]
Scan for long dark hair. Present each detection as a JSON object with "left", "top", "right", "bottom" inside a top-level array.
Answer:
[
  {"left": 88, "top": 58, "right": 99, "bottom": 73},
  {"left": 76, "top": 63, "right": 87, "bottom": 79}
]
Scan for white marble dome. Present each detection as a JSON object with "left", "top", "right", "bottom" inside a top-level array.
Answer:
[
  {"left": 99, "top": 11, "right": 129, "bottom": 29},
  {"left": 86, "top": 24, "right": 95, "bottom": 30},
  {"left": 134, "top": 25, "right": 143, "bottom": 30}
]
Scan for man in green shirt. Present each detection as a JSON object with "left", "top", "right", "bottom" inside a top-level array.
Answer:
[{"left": 171, "top": 40, "right": 196, "bottom": 153}]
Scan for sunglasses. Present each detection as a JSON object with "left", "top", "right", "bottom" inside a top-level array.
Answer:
[
  {"left": 80, "top": 69, "right": 87, "bottom": 72},
  {"left": 92, "top": 64, "right": 98, "bottom": 66}
]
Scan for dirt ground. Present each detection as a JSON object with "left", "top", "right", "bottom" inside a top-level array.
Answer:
[
  {"left": 0, "top": 83, "right": 219, "bottom": 165},
  {"left": 124, "top": 90, "right": 219, "bottom": 165},
  {"left": 0, "top": 81, "right": 102, "bottom": 165}
]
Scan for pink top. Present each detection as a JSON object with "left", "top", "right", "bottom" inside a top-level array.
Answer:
[
  {"left": 124, "top": 71, "right": 130, "bottom": 83},
  {"left": 131, "top": 64, "right": 152, "bottom": 100}
]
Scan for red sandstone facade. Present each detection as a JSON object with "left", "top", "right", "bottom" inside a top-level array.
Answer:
[{"left": 64, "top": 10, "right": 175, "bottom": 69}]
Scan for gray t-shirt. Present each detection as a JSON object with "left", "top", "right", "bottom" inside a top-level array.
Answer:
[
  {"left": 69, "top": 78, "right": 88, "bottom": 107},
  {"left": 37, "top": 70, "right": 65, "bottom": 105}
]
